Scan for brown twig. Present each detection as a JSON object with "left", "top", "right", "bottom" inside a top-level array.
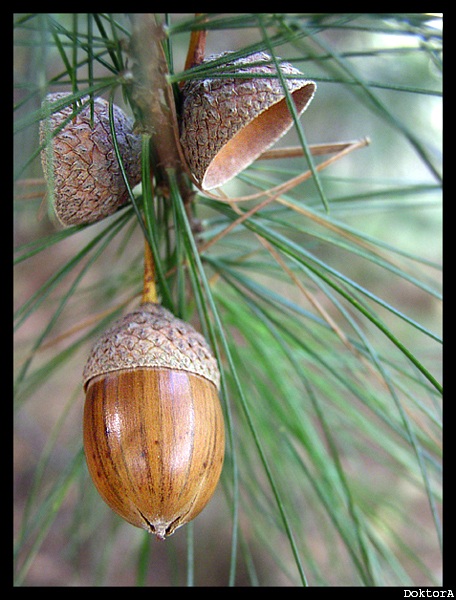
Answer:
[
  {"left": 129, "top": 14, "right": 183, "bottom": 172},
  {"left": 129, "top": 14, "right": 203, "bottom": 215},
  {"left": 199, "top": 138, "right": 370, "bottom": 254},
  {"left": 183, "top": 13, "right": 207, "bottom": 74},
  {"left": 257, "top": 140, "right": 367, "bottom": 160},
  {"left": 202, "top": 137, "right": 370, "bottom": 203}
]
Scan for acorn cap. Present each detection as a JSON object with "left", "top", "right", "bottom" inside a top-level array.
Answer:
[
  {"left": 179, "top": 51, "right": 316, "bottom": 190},
  {"left": 83, "top": 303, "right": 220, "bottom": 391},
  {"left": 40, "top": 93, "right": 142, "bottom": 227}
]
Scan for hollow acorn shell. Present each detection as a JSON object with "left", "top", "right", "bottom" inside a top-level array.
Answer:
[
  {"left": 82, "top": 303, "right": 224, "bottom": 539},
  {"left": 179, "top": 51, "right": 316, "bottom": 190},
  {"left": 40, "top": 93, "right": 142, "bottom": 227}
]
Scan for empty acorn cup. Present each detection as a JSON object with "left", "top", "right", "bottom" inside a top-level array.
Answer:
[
  {"left": 40, "top": 93, "right": 142, "bottom": 226},
  {"left": 179, "top": 51, "right": 316, "bottom": 190}
]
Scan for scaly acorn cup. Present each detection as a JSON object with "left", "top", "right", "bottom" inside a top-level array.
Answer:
[
  {"left": 179, "top": 51, "right": 316, "bottom": 190},
  {"left": 82, "top": 302, "right": 224, "bottom": 540},
  {"left": 40, "top": 93, "right": 142, "bottom": 226}
]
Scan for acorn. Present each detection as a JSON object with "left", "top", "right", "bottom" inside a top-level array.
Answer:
[
  {"left": 179, "top": 51, "right": 316, "bottom": 190},
  {"left": 82, "top": 302, "right": 224, "bottom": 540},
  {"left": 40, "top": 93, "right": 142, "bottom": 227}
]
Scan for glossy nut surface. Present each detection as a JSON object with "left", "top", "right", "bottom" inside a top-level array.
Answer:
[
  {"left": 82, "top": 303, "right": 224, "bottom": 539},
  {"left": 84, "top": 367, "right": 225, "bottom": 539}
]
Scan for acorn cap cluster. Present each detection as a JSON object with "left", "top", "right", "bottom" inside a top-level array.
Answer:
[
  {"left": 180, "top": 51, "right": 316, "bottom": 190},
  {"left": 40, "top": 93, "right": 142, "bottom": 226}
]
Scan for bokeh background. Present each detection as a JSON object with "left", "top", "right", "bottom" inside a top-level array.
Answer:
[{"left": 14, "top": 14, "right": 442, "bottom": 586}]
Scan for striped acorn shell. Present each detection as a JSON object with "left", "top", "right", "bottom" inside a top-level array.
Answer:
[
  {"left": 83, "top": 303, "right": 224, "bottom": 539},
  {"left": 40, "top": 93, "right": 142, "bottom": 227},
  {"left": 179, "top": 51, "right": 316, "bottom": 190}
]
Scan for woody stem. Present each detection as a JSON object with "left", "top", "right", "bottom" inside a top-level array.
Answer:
[{"left": 142, "top": 238, "right": 158, "bottom": 304}]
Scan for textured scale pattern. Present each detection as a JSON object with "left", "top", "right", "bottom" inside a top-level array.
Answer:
[
  {"left": 40, "top": 93, "right": 142, "bottom": 226},
  {"left": 180, "top": 51, "right": 316, "bottom": 190},
  {"left": 83, "top": 302, "right": 220, "bottom": 390}
]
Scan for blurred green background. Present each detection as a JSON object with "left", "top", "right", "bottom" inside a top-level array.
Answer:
[{"left": 14, "top": 14, "right": 442, "bottom": 586}]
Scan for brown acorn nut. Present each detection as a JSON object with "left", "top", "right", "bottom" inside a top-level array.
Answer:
[
  {"left": 40, "top": 93, "right": 142, "bottom": 227},
  {"left": 179, "top": 51, "right": 316, "bottom": 190},
  {"left": 82, "top": 302, "right": 224, "bottom": 540}
]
